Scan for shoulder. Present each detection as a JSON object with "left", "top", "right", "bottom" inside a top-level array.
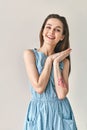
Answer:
[
  {"left": 24, "top": 49, "right": 34, "bottom": 56},
  {"left": 23, "top": 49, "right": 35, "bottom": 61}
]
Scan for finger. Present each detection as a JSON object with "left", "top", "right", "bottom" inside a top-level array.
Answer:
[
  {"left": 63, "top": 48, "right": 72, "bottom": 53},
  {"left": 63, "top": 48, "right": 72, "bottom": 55},
  {"left": 59, "top": 50, "right": 71, "bottom": 59}
]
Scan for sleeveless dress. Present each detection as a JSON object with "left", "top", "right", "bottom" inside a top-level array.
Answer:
[{"left": 24, "top": 48, "right": 77, "bottom": 130}]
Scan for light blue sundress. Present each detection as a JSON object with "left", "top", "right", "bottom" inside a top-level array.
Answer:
[{"left": 24, "top": 48, "right": 77, "bottom": 130}]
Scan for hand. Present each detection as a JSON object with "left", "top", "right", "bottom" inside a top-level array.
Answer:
[{"left": 49, "top": 48, "right": 72, "bottom": 63}]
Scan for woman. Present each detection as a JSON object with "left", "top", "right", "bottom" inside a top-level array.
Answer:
[{"left": 23, "top": 14, "right": 77, "bottom": 130}]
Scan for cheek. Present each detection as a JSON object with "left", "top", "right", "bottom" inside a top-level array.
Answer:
[
  {"left": 56, "top": 34, "right": 61, "bottom": 39},
  {"left": 55, "top": 35, "right": 62, "bottom": 42},
  {"left": 42, "top": 30, "right": 46, "bottom": 36},
  {"left": 56, "top": 33, "right": 63, "bottom": 39},
  {"left": 42, "top": 30, "right": 48, "bottom": 39},
  {"left": 42, "top": 31, "right": 46, "bottom": 40}
]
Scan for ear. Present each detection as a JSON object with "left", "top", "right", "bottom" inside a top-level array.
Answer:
[{"left": 60, "top": 35, "right": 65, "bottom": 41}]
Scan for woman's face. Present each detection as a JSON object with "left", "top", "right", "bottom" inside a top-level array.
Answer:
[{"left": 42, "top": 18, "right": 64, "bottom": 46}]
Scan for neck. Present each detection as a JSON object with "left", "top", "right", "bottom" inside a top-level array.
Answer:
[{"left": 38, "top": 43, "right": 55, "bottom": 56}]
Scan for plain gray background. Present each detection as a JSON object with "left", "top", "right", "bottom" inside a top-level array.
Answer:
[{"left": 0, "top": 0, "right": 87, "bottom": 130}]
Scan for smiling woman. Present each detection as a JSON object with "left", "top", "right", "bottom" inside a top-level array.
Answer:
[
  {"left": 23, "top": 14, "right": 77, "bottom": 130},
  {"left": 42, "top": 18, "right": 64, "bottom": 48}
]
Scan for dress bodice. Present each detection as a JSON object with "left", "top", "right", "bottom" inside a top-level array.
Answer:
[{"left": 29, "top": 48, "right": 64, "bottom": 100}]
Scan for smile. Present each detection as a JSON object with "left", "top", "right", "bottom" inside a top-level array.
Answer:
[{"left": 46, "top": 35, "right": 55, "bottom": 40}]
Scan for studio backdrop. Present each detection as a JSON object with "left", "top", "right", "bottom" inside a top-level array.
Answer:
[{"left": 0, "top": 0, "right": 87, "bottom": 130}]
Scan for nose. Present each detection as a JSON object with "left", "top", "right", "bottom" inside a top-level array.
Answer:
[{"left": 49, "top": 29, "right": 54, "bottom": 34}]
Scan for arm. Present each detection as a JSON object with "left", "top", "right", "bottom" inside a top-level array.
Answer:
[
  {"left": 53, "top": 58, "right": 70, "bottom": 99},
  {"left": 23, "top": 49, "right": 53, "bottom": 94}
]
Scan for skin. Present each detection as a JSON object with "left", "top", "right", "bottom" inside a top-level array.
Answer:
[{"left": 24, "top": 18, "right": 71, "bottom": 99}]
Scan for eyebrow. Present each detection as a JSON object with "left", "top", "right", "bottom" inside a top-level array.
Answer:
[{"left": 46, "top": 23, "right": 62, "bottom": 29}]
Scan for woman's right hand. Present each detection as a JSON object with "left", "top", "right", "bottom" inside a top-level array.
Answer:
[{"left": 48, "top": 48, "right": 72, "bottom": 63}]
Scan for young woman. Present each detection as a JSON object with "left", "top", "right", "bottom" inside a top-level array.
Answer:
[{"left": 23, "top": 14, "right": 77, "bottom": 130}]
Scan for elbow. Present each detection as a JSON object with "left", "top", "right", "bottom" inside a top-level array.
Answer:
[
  {"left": 35, "top": 88, "right": 44, "bottom": 94},
  {"left": 57, "top": 90, "right": 68, "bottom": 100},
  {"left": 33, "top": 84, "right": 45, "bottom": 94},
  {"left": 32, "top": 81, "right": 46, "bottom": 94},
  {"left": 58, "top": 94, "right": 66, "bottom": 100}
]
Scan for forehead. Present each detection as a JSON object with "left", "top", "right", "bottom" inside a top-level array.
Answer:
[{"left": 46, "top": 18, "right": 63, "bottom": 28}]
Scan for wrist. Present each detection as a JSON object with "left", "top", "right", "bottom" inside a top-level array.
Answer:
[
  {"left": 53, "top": 60, "right": 60, "bottom": 66},
  {"left": 46, "top": 57, "right": 53, "bottom": 65}
]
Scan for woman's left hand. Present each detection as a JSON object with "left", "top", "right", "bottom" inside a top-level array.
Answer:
[{"left": 53, "top": 48, "right": 71, "bottom": 63}]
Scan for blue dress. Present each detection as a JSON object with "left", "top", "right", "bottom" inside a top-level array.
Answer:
[{"left": 24, "top": 48, "right": 77, "bottom": 130}]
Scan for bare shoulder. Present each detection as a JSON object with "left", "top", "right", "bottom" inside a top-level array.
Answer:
[
  {"left": 24, "top": 49, "right": 34, "bottom": 56},
  {"left": 23, "top": 49, "right": 35, "bottom": 62}
]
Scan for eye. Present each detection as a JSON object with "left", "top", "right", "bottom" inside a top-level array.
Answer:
[
  {"left": 45, "top": 26, "right": 51, "bottom": 29},
  {"left": 54, "top": 28, "right": 61, "bottom": 32}
]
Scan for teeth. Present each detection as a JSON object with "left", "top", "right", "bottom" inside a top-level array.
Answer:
[{"left": 47, "top": 35, "right": 55, "bottom": 39}]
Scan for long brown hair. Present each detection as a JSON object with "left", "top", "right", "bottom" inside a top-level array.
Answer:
[{"left": 39, "top": 14, "right": 71, "bottom": 74}]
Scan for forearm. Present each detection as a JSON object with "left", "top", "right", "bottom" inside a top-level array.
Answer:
[
  {"left": 37, "top": 57, "right": 52, "bottom": 93},
  {"left": 53, "top": 61, "right": 68, "bottom": 99}
]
